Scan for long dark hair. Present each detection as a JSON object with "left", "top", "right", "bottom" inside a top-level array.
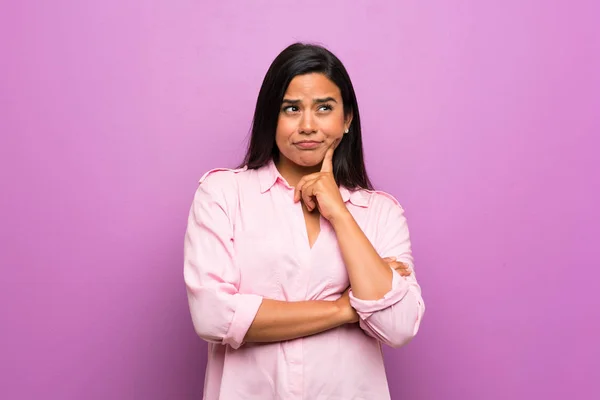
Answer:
[{"left": 240, "top": 43, "right": 373, "bottom": 190}]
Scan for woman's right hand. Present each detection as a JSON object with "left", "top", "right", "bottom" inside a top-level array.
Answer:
[{"left": 383, "top": 257, "right": 413, "bottom": 277}]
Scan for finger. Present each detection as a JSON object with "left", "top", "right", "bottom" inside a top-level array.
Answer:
[
  {"left": 320, "top": 140, "right": 338, "bottom": 173},
  {"left": 391, "top": 262, "right": 409, "bottom": 271},
  {"left": 304, "top": 197, "right": 317, "bottom": 212},
  {"left": 393, "top": 263, "right": 412, "bottom": 276},
  {"left": 295, "top": 176, "right": 319, "bottom": 204},
  {"left": 294, "top": 177, "right": 307, "bottom": 203},
  {"left": 391, "top": 261, "right": 408, "bottom": 269},
  {"left": 394, "top": 266, "right": 412, "bottom": 276},
  {"left": 300, "top": 182, "right": 317, "bottom": 211},
  {"left": 294, "top": 173, "right": 320, "bottom": 202},
  {"left": 383, "top": 257, "right": 397, "bottom": 262},
  {"left": 294, "top": 177, "right": 309, "bottom": 203}
]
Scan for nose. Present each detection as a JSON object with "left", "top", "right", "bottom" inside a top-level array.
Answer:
[{"left": 299, "top": 112, "right": 317, "bottom": 134}]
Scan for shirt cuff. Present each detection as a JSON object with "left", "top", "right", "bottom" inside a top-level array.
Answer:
[
  {"left": 349, "top": 268, "right": 410, "bottom": 319},
  {"left": 223, "top": 293, "right": 263, "bottom": 349}
]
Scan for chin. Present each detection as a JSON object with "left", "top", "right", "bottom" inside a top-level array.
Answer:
[
  {"left": 294, "top": 155, "right": 322, "bottom": 167},
  {"left": 281, "top": 152, "right": 320, "bottom": 168}
]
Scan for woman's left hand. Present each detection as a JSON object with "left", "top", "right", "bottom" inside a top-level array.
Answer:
[{"left": 293, "top": 142, "right": 349, "bottom": 222}]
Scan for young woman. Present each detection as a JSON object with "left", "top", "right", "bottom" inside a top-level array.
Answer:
[{"left": 184, "top": 43, "right": 425, "bottom": 400}]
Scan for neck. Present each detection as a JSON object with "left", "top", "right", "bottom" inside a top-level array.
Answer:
[{"left": 275, "top": 157, "right": 321, "bottom": 187}]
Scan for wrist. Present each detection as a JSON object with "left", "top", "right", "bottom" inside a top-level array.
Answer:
[
  {"left": 329, "top": 208, "right": 354, "bottom": 229},
  {"left": 334, "top": 298, "right": 358, "bottom": 325}
]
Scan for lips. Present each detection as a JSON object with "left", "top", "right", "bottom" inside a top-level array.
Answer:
[{"left": 294, "top": 141, "right": 323, "bottom": 149}]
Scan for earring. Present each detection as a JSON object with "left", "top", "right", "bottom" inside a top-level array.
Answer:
[{"left": 344, "top": 128, "right": 349, "bottom": 134}]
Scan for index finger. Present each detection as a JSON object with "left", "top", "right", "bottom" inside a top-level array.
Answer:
[{"left": 320, "top": 140, "right": 338, "bottom": 173}]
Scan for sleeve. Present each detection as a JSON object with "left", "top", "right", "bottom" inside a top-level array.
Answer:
[
  {"left": 349, "top": 194, "right": 425, "bottom": 348},
  {"left": 183, "top": 172, "right": 263, "bottom": 349}
]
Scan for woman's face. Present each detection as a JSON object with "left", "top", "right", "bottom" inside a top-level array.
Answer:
[{"left": 275, "top": 73, "right": 352, "bottom": 170}]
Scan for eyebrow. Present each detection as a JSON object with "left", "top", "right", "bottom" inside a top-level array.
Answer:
[{"left": 282, "top": 97, "right": 338, "bottom": 105}]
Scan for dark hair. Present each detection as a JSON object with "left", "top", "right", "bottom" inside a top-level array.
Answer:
[{"left": 240, "top": 42, "right": 373, "bottom": 190}]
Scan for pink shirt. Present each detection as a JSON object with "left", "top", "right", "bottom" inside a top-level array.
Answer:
[{"left": 184, "top": 160, "right": 425, "bottom": 400}]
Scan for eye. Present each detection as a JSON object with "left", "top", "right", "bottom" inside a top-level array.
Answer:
[
  {"left": 317, "top": 104, "right": 333, "bottom": 112},
  {"left": 282, "top": 105, "right": 299, "bottom": 113}
]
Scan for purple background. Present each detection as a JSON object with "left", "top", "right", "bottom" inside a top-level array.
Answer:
[{"left": 1, "top": 1, "right": 599, "bottom": 399}]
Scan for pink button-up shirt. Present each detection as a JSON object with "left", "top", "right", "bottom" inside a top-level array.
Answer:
[{"left": 184, "top": 159, "right": 425, "bottom": 400}]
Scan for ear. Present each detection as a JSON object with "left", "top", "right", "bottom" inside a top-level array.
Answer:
[{"left": 344, "top": 111, "right": 354, "bottom": 133}]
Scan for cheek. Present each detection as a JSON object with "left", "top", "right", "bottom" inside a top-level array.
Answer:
[
  {"left": 275, "top": 118, "right": 295, "bottom": 143},
  {"left": 322, "top": 121, "right": 345, "bottom": 139},
  {"left": 322, "top": 113, "right": 346, "bottom": 132}
]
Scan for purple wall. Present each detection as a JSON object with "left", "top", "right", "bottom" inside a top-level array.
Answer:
[{"left": 1, "top": 1, "right": 598, "bottom": 399}]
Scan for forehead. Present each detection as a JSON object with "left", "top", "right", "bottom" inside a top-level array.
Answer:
[{"left": 284, "top": 73, "right": 341, "bottom": 99}]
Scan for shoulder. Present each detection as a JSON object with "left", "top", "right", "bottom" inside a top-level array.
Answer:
[
  {"left": 350, "top": 188, "right": 407, "bottom": 222},
  {"left": 355, "top": 190, "right": 411, "bottom": 242},
  {"left": 198, "top": 166, "right": 248, "bottom": 188},
  {"left": 194, "top": 166, "right": 249, "bottom": 205},
  {"left": 353, "top": 188, "right": 404, "bottom": 211}
]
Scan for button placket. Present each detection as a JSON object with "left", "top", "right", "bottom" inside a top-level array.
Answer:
[{"left": 286, "top": 340, "right": 304, "bottom": 399}]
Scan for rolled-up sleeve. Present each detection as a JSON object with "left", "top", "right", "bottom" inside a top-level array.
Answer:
[
  {"left": 183, "top": 171, "right": 263, "bottom": 349},
  {"left": 349, "top": 194, "right": 425, "bottom": 348}
]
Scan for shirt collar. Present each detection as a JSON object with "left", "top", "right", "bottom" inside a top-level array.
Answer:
[
  {"left": 257, "top": 159, "right": 369, "bottom": 207},
  {"left": 258, "top": 159, "right": 290, "bottom": 193},
  {"left": 340, "top": 186, "right": 369, "bottom": 207}
]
